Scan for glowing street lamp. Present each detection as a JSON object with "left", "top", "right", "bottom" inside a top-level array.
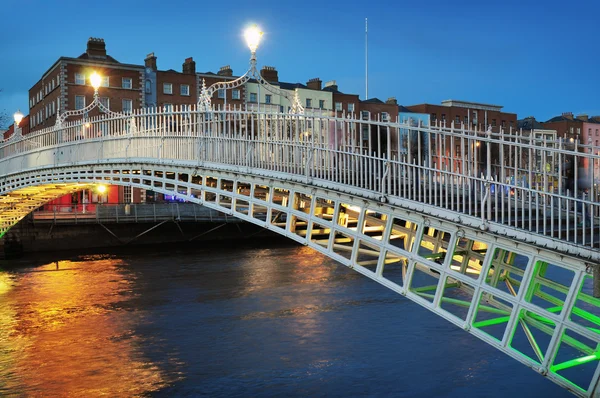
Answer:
[
  {"left": 13, "top": 110, "right": 24, "bottom": 126},
  {"left": 12, "top": 109, "right": 24, "bottom": 140},
  {"left": 55, "top": 70, "right": 116, "bottom": 127},
  {"left": 244, "top": 25, "right": 263, "bottom": 55},
  {"left": 90, "top": 72, "right": 102, "bottom": 92},
  {"left": 198, "top": 24, "right": 304, "bottom": 114}
]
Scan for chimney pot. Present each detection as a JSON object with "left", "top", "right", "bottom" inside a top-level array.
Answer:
[
  {"left": 217, "top": 65, "right": 233, "bottom": 77},
  {"left": 260, "top": 66, "right": 278, "bottom": 82},
  {"left": 145, "top": 52, "right": 157, "bottom": 71},
  {"left": 306, "top": 78, "right": 322, "bottom": 90},
  {"left": 86, "top": 37, "right": 107, "bottom": 59},
  {"left": 182, "top": 57, "right": 196, "bottom": 74}
]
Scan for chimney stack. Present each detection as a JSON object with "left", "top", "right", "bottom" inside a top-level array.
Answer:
[
  {"left": 562, "top": 112, "right": 574, "bottom": 120},
  {"left": 145, "top": 52, "right": 157, "bottom": 71},
  {"left": 576, "top": 114, "right": 589, "bottom": 122},
  {"left": 306, "top": 78, "right": 322, "bottom": 90},
  {"left": 324, "top": 80, "right": 338, "bottom": 91},
  {"left": 260, "top": 66, "right": 278, "bottom": 82},
  {"left": 183, "top": 57, "right": 196, "bottom": 74},
  {"left": 218, "top": 65, "right": 233, "bottom": 77},
  {"left": 386, "top": 97, "right": 397, "bottom": 105},
  {"left": 86, "top": 37, "right": 107, "bottom": 59}
]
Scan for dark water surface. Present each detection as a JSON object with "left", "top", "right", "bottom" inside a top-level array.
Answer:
[{"left": 0, "top": 240, "right": 570, "bottom": 397}]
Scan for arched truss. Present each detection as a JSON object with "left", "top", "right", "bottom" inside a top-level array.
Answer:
[{"left": 1, "top": 161, "right": 600, "bottom": 397}]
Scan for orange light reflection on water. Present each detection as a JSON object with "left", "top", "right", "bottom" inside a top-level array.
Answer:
[{"left": 0, "top": 257, "right": 175, "bottom": 396}]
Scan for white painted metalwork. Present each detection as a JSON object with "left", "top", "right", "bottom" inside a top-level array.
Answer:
[
  {"left": 197, "top": 25, "right": 304, "bottom": 114},
  {"left": 2, "top": 106, "right": 600, "bottom": 397}
]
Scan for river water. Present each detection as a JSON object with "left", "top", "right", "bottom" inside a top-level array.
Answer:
[{"left": 0, "top": 239, "right": 570, "bottom": 397}]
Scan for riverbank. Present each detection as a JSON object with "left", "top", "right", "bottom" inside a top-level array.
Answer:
[{"left": 1, "top": 219, "right": 284, "bottom": 260}]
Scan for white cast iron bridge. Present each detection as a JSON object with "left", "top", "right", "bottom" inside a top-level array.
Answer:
[{"left": 2, "top": 105, "right": 600, "bottom": 396}]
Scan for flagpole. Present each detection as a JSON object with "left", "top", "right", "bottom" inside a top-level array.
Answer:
[{"left": 365, "top": 17, "right": 368, "bottom": 100}]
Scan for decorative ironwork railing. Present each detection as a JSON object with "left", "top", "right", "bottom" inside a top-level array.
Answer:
[{"left": 1, "top": 104, "right": 599, "bottom": 253}]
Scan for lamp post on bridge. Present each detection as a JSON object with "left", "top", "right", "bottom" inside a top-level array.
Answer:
[
  {"left": 197, "top": 25, "right": 304, "bottom": 114},
  {"left": 12, "top": 110, "right": 24, "bottom": 140}
]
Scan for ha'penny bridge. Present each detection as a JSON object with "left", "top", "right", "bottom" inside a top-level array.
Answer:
[{"left": 3, "top": 29, "right": 600, "bottom": 397}]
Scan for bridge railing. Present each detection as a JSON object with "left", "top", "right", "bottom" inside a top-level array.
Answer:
[
  {"left": 1, "top": 104, "right": 599, "bottom": 249},
  {"left": 31, "top": 202, "right": 238, "bottom": 224}
]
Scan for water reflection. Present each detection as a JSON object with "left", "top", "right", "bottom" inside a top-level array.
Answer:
[
  {"left": 0, "top": 256, "right": 173, "bottom": 396},
  {"left": 0, "top": 242, "right": 569, "bottom": 397}
]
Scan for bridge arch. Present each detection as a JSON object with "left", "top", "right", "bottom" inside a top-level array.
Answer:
[{"left": 2, "top": 106, "right": 600, "bottom": 396}]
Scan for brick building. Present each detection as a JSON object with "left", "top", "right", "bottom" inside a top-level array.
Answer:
[
  {"left": 3, "top": 115, "right": 30, "bottom": 140},
  {"left": 542, "top": 112, "right": 584, "bottom": 142},
  {"left": 407, "top": 100, "right": 517, "bottom": 133},
  {"left": 323, "top": 80, "right": 359, "bottom": 116},
  {"left": 29, "top": 37, "right": 144, "bottom": 132}
]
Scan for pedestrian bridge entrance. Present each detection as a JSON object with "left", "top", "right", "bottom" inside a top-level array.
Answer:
[{"left": 1, "top": 106, "right": 600, "bottom": 396}]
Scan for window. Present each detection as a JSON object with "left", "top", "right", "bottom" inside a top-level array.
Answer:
[
  {"left": 455, "top": 115, "right": 460, "bottom": 124},
  {"left": 501, "top": 120, "right": 506, "bottom": 127},
  {"left": 306, "top": 98, "right": 312, "bottom": 108},
  {"left": 232, "top": 89, "right": 240, "bottom": 100},
  {"left": 441, "top": 114, "right": 446, "bottom": 121},
  {"left": 348, "top": 103, "right": 355, "bottom": 112},
  {"left": 122, "top": 78, "right": 132, "bottom": 89},
  {"left": 217, "top": 89, "right": 225, "bottom": 99},
  {"left": 99, "top": 97, "right": 110, "bottom": 112},
  {"left": 265, "top": 94, "right": 272, "bottom": 104},
  {"left": 101, "top": 76, "right": 109, "bottom": 88},
  {"left": 381, "top": 112, "right": 389, "bottom": 122},
  {"left": 249, "top": 92, "right": 257, "bottom": 102},
  {"left": 122, "top": 99, "right": 132, "bottom": 113},
  {"left": 589, "top": 128, "right": 592, "bottom": 135},
  {"left": 361, "top": 110, "right": 370, "bottom": 120},
  {"left": 335, "top": 102, "right": 342, "bottom": 111},
  {"left": 492, "top": 119, "right": 497, "bottom": 127},
  {"left": 464, "top": 116, "right": 468, "bottom": 125},
  {"left": 163, "top": 83, "right": 173, "bottom": 95},
  {"left": 51, "top": 80, "right": 55, "bottom": 90},
  {"left": 164, "top": 103, "right": 172, "bottom": 112},
  {"left": 510, "top": 121, "right": 514, "bottom": 128},
  {"left": 570, "top": 127, "right": 574, "bottom": 134},
  {"left": 75, "top": 73, "right": 85, "bottom": 85},
  {"left": 75, "top": 95, "right": 85, "bottom": 110},
  {"left": 431, "top": 113, "right": 437, "bottom": 121},
  {"left": 319, "top": 100, "right": 325, "bottom": 109},
  {"left": 596, "top": 129, "right": 599, "bottom": 136},
  {"left": 181, "top": 84, "right": 190, "bottom": 96},
  {"left": 145, "top": 80, "right": 152, "bottom": 94}
]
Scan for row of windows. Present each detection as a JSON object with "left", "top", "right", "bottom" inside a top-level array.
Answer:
[
  {"left": 74, "top": 73, "right": 132, "bottom": 89},
  {"left": 430, "top": 113, "right": 514, "bottom": 128},
  {"left": 74, "top": 95, "right": 133, "bottom": 113},
  {"left": 30, "top": 98, "right": 60, "bottom": 128},
  {"left": 163, "top": 83, "right": 190, "bottom": 96},
  {"left": 334, "top": 102, "right": 356, "bottom": 112},
  {"left": 588, "top": 128, "right": 600, "bottom": 136},
  {"left": 31, "top": 76, "right": 59, "bottom": 108}
]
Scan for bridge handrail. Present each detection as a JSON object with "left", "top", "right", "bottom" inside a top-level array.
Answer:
[{"left": 2, "top": 104, "right": 599, "bottom": 253}]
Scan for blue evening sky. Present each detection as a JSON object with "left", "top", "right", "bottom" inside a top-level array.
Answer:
[{"left": 0, "top": 0, "right": 598, "bottom": 128}]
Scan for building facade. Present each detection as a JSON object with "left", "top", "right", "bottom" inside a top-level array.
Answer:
[
  {"left": 407, "top": 100, "right": 517, "bottom": 133},
  {"left": 29, "top": 38, "right": 144, "bottom": 132}
]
